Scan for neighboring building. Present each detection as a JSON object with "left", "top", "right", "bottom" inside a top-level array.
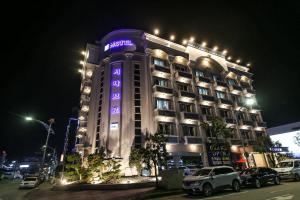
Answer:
[
  {"left": 268, "top": 121, "right": 300, "bottom": 158},
  {"left": 75, "top": 29, "right": 267, "bottom": 173}
]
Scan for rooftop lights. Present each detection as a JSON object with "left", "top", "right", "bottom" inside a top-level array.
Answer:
[
  {"left": 170, "top": 35, "right": 175, "bottom": 41},
  {"left": 227, "top": 56, "right": 232, "bottom": 60},
  {"left": 182, "top": 39, "right": 187, "bottom": 45},
  {"left": 154, "top": 29, "right": 159, "bottom": 35},
  {"left": 79, "top": 61, "right": 84, "bottom": 65},
  {"left": 222, "top": 49, "right": 228, "bottom": 55},
  {"left": 189, "top": 37, "right": 195, "bottom": 43},
  {"left": 213, "top": 46, "right": 218, "bottom": 51},
  {"left": 236, "top": 59, "right": 241, "bottom": 63},
  {"left": 81, "top": 51, "right": 86, "bottom": 56},
  {"left": 201, "top": 42, "right": 207, "bottom": 47},
  {"left": 247, "top": 63, "right": 251, "bottom": 67}
]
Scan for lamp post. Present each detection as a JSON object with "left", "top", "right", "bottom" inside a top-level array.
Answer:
[
  {"left": 237, "top": 98, "right": 256, "bottom": 168},
  {"left": 25, "top": 117, "right": 55, "bottom": 177}
]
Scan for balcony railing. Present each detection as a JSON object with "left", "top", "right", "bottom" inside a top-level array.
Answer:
[
  {"left": 201, "top": 95, "right": 216, "bottom": 102},
  {"left": 153, "top": 85, "right": 174, "bottom": 95},
  {"left": 196, "top": 76, "right": 211, "bottom": 83},
  {"left": 165, "top": 136, "right": 178, "bottom": 143},
  {"left": 232, "top": 85, "right": 243, "bottom": 91},
  {"left": 218, "top": 98, "right": 233, "bottom": 105},
  {"left": 153, "top": 65, "right": 171, "bottom": 73},
  {"left": 179, "top": 90, "right": 196, "bottom": 99},
  {"left": 176, "top": 71, "right": 193, "bottom": 79},
  {"left": 181, "top": 112, "right": 199, "bottom": 120},
  {"left": 155, "top": 109, "right": 176, "bottom": 117},
  {"left": 185, "top": 136, "right": 202, "bottom": 144},
  {"left": 239, "top": 119, "right": 254, "bottom": 126},
  {"left": 255, "top": 121, "right": 267, "bottom": 128},
  {"left": 201, "top": 115, "right": 214, "bottom": 122},
  {"left": 224, "top": 118, "right": 237, "bottom": 124},
  {"left": 215, "top": 80, "right": 228, "bottom": 87}
]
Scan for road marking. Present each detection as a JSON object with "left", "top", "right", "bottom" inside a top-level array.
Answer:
[
  {"left": 265, "top": 194, "right": 294, "bottom": 200},
  {"left": 203, "top": 191, "right": 249, "bottom": 200},
  {"left": 270, "top": 189, "right": 289, "bottom": 193}
]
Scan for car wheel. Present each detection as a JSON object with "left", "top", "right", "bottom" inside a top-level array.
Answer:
[
  {"left": 255, "top": 179, "right": 261, "bottom": 188},
  {"left": 203, "top": 183, "right": 213, "bottom": 197},
  {"left": 274, "top": 176, "right": 280, "bottom": 185},
  {"left": 295, "top": 174, "right": 300, "bottom": 182},
  {"left": 232, "top": 180, "right": 241, "bottom": 192}
]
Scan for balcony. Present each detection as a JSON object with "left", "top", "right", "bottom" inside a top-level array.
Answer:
[
  {"left": 224, "top": 117, "right": 237, "bottom": 125},
  {"left": 165, "top": 136, "right": 178, "bottom": 144},
  {"left": 153, "top": 85, "right": 174, "bottom": 98},
  {"left": 81, "top": 93, "right": 90, "bottom": 102},
  {"left": 152, "top": 65, "right": 171, "bottom": 78},
  {"left": 239, "top": 119, "right": 253, "bottom": 128},
  {"left": 243, "top": 87, "right": 256, "bottom": 97},
  {"left": 214, "top": 80, "right": 228, "bottom": 91},
  {"left": 229, "top": 85, "right": 243, "bottom": 94},
  {"left": 154, "top": 108, "right": 176, "bottom": 118},
  {"left": 217, "top": 98, "right": 233, "bottom": 108},
  {"left": 179, "top": 90, "right": 196, "bottom": 99},
  {"left": 180, "top": 112, "right": 199, "bottom": 120},
  {"left": 254, "top": 121, "right": 267, "bottom": 128},
  {"left": 185, "top": 136, "right": 203, "bottom": 144},
  {"left": 201, "top": 115, "right": 214, "bottom": 122},
  {"left": 195, "top": 76, "right": 211, "bottom": 87},
  {"left": 174, "top": 71, "right": 193, "bottom": 83},
  {"left": 199, "top": 95, "right": 216, "bottom": 105}
]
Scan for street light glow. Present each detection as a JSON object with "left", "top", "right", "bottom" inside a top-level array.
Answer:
[
  {"left": 245, "top": 98, "right": 256, "bottom": 106},
  {"left": 25, "top": 116, "right": 33, "bottom": 121}
]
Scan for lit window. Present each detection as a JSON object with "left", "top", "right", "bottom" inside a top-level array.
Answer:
[
  {"left": 154, "top": 78, "right": 168, "bottom": 87},
  {"left": 154, "top": 59, "right": 165, "bottom": 67},
  {"left": 216, "top": 91, "right": 225, "bottom": 99},
  {"left": 156, "top": 99, "right": 170, "bottom": 110},
  {"left": 195, "top": 70, "right": 204, "bottom": 77},
  {"left": 227, "top": 79, "right": 236, "bottom": 86},
  {"left": 198, "top": 87, "right": 209, "bottom": 95}
]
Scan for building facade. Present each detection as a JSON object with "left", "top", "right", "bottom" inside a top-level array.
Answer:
[{"left": 75, "top": 29, "right": 267, "bottom": 173}]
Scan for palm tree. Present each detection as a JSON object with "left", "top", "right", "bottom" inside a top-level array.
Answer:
[{"left": 202, "top": 117, "right": 233, "bottom": 165}]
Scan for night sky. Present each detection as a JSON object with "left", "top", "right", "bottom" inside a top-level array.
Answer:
[{"left": 2, "top": 1, "right": 299, "bottom": 160}]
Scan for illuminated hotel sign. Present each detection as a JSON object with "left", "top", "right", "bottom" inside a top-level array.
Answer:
[
  {"left": 104, "top": 40, "right": 134, "bottom": 51},
  {"left": 108, "top": 63, "right": 122, "bottom": 156}
]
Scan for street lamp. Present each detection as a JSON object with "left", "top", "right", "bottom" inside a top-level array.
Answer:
[{"left": 25, "top": 117, "right": 55, "bottom": 176}]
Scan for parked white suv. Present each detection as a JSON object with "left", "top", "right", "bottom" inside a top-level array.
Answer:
[
  {"left": 273, "top": 159, "right": 300, "bottom": 181},
  {"left": 182, "top": 166, "right": 241, "bottom": 197}
]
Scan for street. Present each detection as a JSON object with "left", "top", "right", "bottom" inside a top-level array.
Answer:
[
  {"left": 152, "top": 181, "right": 300, "bottom": 200},
  {"left": 0, "top": 179, "right": 299, "bottom": 200}
]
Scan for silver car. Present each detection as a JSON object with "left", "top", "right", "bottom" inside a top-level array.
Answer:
[
  {"left": 19, "top": 177, "right": 39, "bottom": 189},
  {"left": 182, "top": 166, "right": 241, "bottom": 197}
]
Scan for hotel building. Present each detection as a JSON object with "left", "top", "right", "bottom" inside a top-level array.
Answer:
[{"left": 75, "top": 29, "right": 267, "bottom": 173}]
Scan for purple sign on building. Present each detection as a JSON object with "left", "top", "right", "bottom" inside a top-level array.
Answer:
[{"left": 104, "top": 40, "right": 134, "bottom": 52}]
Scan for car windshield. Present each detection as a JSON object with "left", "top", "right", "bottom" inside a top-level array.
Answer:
[
  {"left": 240, "top": 168, "right": 258, "bottom": 175},
  {"left": 194, "top": 168, "right": 212, "bottom": 176},
  {"left": 24, "top": 177, "right": 37, "bottom": 181},
  {"left": 276, "top": 162, "right": 293, "bottom": 168}
]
